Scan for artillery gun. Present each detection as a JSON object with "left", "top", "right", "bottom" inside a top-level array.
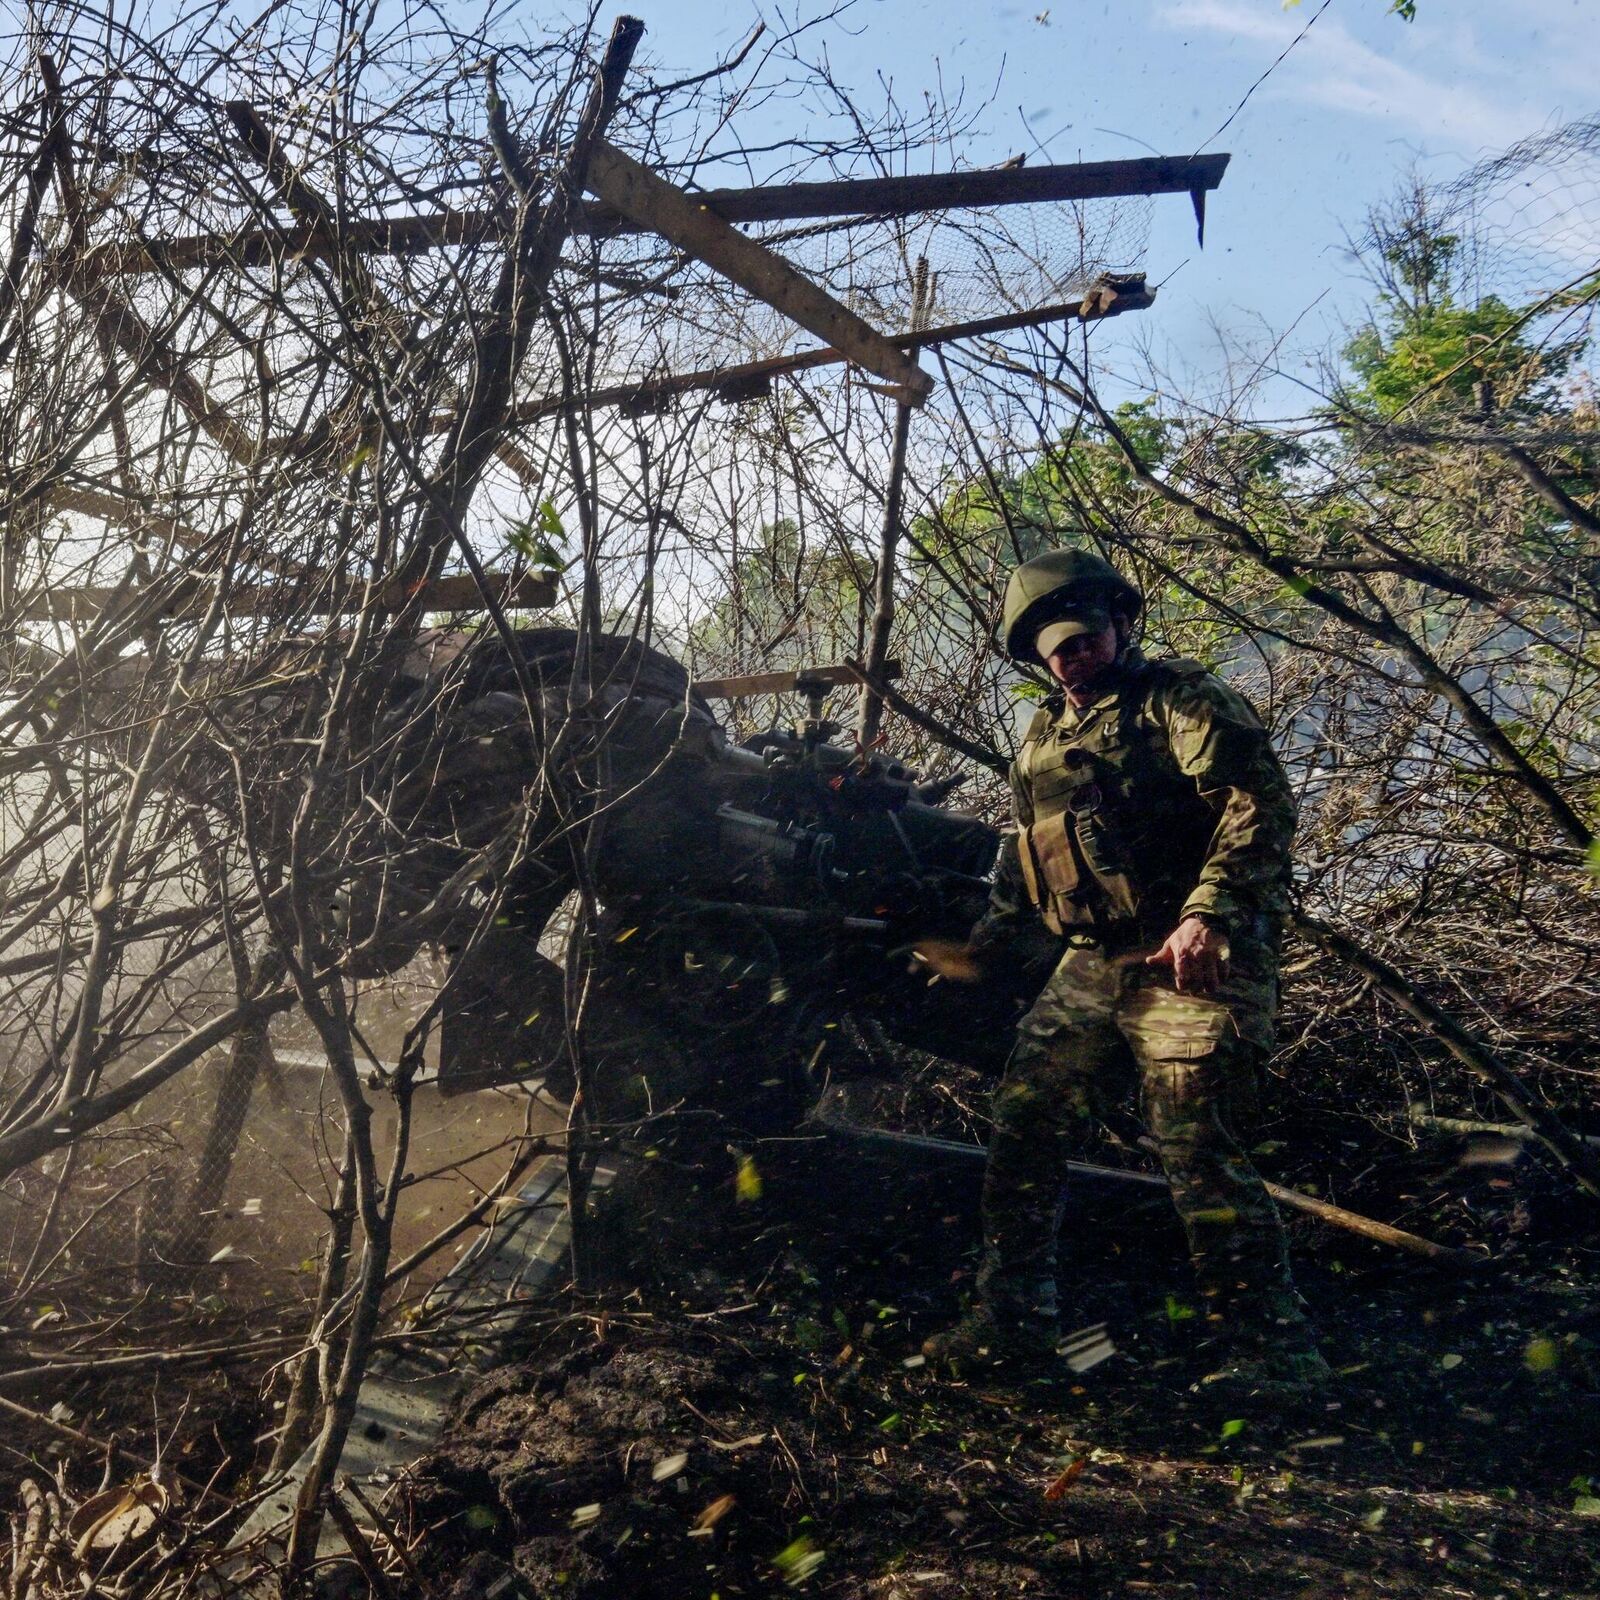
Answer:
[{"left": 361, "top": 627, "right": 1036, "bottom": 1135}]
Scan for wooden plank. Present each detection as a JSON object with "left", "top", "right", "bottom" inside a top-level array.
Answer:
[
  {"left": 584, "top": 151, "right": 1231, "bottom": 235},
  {"left": 12, "top": 570, "right": 556, "bottom": 624},
  {"left": 694, "top": 660, "right": 901, "bottom": 700},
  {"left": 73, "top": 154, "right": 1228, "bottom": 279},
  {"left": 502, "top": 281, "right": 1153, "bottom": 428},
  {"left": 252, "top": 280, "right": 1152, "bottom": 461},
  {"left": 585, "top": 143, "right": 933, "bottom": 405}
]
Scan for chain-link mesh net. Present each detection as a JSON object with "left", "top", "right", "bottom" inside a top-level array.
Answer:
[
  {"left": 1443, "top": 115, "right": 1600, "bottom": 311},
  {"left": 586, "top": 191, "right": 1155, "bottom": 385}
]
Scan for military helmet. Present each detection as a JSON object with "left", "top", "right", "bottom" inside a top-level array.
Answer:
[{"left": 1001, "top": 547, "right": 1142, "bottom": 662}]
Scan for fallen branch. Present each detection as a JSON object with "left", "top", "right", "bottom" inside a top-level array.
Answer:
[
  {"left": 808, "top": 1106, "right": 1481, "bottom": 1268},
  {"left": 1409, "top": 1111, "right": 1600, "bottom": 1147},
  {"left": 0, "top": 1394, "right": 222, "bottom": 1507},
  {"left": 1296, "top": 912, "right": 1600, "bottom": 1202},
  {"left": 326, "top": 1491, "right": 402, "bottom": 1600},
  {"left": 342, "top": 1476, "right": 440, "bottom": 1600}
]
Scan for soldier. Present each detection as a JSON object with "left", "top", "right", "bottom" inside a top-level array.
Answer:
[{"left": 920, "top": 548, "right": 1330, "bottom": 1397}]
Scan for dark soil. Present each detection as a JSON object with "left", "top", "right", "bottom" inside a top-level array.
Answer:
[{"left": 406, "top": 1112, "right": 1600, "bottom": 1600}]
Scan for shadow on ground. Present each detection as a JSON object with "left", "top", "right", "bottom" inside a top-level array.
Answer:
[{"left": 407, "top": 1134, "right": 1600, "bottom": 1599}]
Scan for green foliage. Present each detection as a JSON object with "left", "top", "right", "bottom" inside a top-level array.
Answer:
[
  {"left": 506, "top": 498, "right": 568, "bottom": 569},
  {"left": 911, "top": 397, "right": 1175, "bottom": 569},
  {"left": 1344, "top": 294, "right": 1542, "bottom": 415},
  {"left": 1340, "top": 219, "right": 1583, "bottom": 417}
]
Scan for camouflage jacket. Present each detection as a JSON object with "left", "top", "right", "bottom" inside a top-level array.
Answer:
[{"left": 974, "top": 648, "right": 1297, "bottom": 957}]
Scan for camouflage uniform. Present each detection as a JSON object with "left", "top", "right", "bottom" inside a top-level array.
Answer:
[{"left": 966, "top": 645, "right": 1308, "bottom": 1354}]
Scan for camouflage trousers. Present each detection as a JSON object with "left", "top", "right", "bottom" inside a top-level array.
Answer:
[{"left": 977, "top": 943, "right": 1305, "bottom": 1347}]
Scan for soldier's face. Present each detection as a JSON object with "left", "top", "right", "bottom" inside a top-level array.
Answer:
[{"left": 1044, "top": 622, "right": 1120, "bottom": 696}]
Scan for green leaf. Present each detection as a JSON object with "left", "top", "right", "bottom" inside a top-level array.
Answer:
[
  {"left": 1220, "top": 1417, "right": 1246, "bottom": 1440},
  {"left": 1524, "top": 1335, "right": 1561, "bottom": 1375},
  {"left": 506, "top": 499, "right": 568, "bottom": 569},
  {"left": 507, "top": 520, "right": 564, "bottom": 570},
  {"left": 1574, "top": 1496, "right": 1600, "bottom": 1517},
  {"left": 772, "top": 1534, "right": 826, "bottom": 1587},
  {"left": 735, "top": 1154, "right": 763, "bottom": 1203},
  {"left": 1586, "top": 838, "right": 1600, "bottom": 882}
]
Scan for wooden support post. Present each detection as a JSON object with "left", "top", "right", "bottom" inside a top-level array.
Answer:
[
  {"left": 858, "top": 258, "right": 932, "bottom": 749},
  {"left": 584, "top": 142, "right": 934, "bottom": 405},
  {"left": 397, "top": 16, "right": 643, "bottom": 612}
]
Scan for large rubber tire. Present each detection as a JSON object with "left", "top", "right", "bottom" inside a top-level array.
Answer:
[{"left": 341, "top": 630, "right": 725, "bottom": 973}]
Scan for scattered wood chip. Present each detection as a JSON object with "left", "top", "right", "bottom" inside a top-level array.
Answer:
[{"left": 694, "top": 1493, "right": 736, "bottom": 1530}]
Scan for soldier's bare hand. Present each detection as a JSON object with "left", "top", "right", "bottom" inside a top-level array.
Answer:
[
  {"left": 908, "top": 938, "right": 985, "bottom": 984},
  {"left": 1145, "top": 916, "right": 1229, "bottom": 995}
]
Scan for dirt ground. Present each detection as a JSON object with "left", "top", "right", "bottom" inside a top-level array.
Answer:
[
  {"left": 2, "top": 1057, "right": 1596, "bottom": 1599},
  {"left": 405, "top": 1116, "right": 1600, "bottom": 1600}
]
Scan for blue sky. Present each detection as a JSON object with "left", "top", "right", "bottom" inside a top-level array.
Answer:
[{"left": 630, "top": 0, "right": 1599, "bottom": 410}]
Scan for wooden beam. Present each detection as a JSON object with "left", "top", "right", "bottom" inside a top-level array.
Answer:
[
  {"left": 42, "top": 484, "right": 309, "bottom": 578},
  {"left": 585, "top": 143, "right": 933, "bottom": 405},
  {"left": 584, "top": 152, "right": 1231, "bottom": 235},
  {"left": 694, "top": 661, "right": 900, "bottom": 700},
  {"left": 252, "top": 279, "right": 1152, "bottom": 460},
  {"left": 503, "top": 280, "right": 1153, "bottom": 427},
  {"left": 72, "top": 154, "right": 1228, "bottom": 279},
  {"left": 12, "top": 570, "right": 556, "bottom": 624}
]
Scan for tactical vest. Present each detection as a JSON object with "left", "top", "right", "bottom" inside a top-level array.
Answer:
[{"left": 1013, "top": 656, "right": 1221, "bottom": 943}]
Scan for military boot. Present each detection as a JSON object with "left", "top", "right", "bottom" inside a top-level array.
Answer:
[
  {"left": 922, "top": 1256, "right": 1061, "bottom": 1372},
  {"left": 1194, "top": 1288, "right": 1333, "bottom": 1408},
  {"left": 921, "top": 1303, "right": 1059, "bottom": 1372},
  {"left": 1197, "top": 1344, "right": 1333, "bottom": 1406}
]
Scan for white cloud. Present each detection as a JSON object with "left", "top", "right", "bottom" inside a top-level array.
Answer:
[{"left": 1157, "top": 0, "right": 1546, "bottom": 158}]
